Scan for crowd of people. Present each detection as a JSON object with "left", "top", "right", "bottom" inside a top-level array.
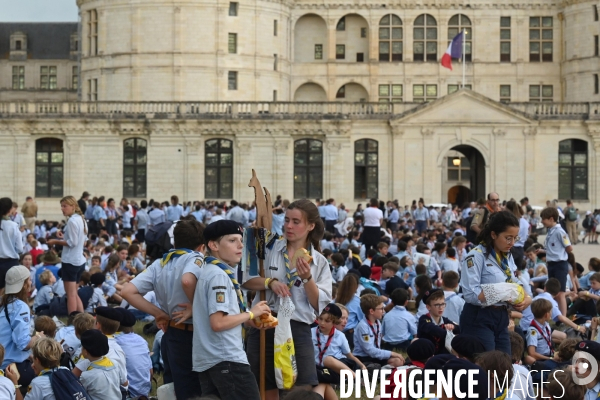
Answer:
[{"left": 0, "top": 192, "right": 599, "bottom": 400}]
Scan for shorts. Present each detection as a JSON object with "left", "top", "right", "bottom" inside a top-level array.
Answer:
[
  {"left": 316, "top": 358, "right": 357, "bottom": 384},
  {"left": 61, "top": 262, "right": 86, "bottom": 283},
  {"left": 247, "top": 320, "right": 318, "bottom": 390},
  {"left": 0, "top": 258, "right": 20, "bottom": 289},
  {"left": 547, "top": 260, "right": 569, "bottom": 292}
]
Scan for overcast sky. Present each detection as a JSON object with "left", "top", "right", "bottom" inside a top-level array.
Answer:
[{"left": 1, "top": 0, "right": 79, "bottom": 22}]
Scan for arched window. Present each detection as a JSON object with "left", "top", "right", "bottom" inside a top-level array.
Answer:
[
  {"left": 558, "top": 139, "right": 588, "bottom": 200},
  {"left": 123, "top": 138, "right": 147, "bottom": 198},
  {"left": 448, "top": 14, "right": 472, "bottom": 62},
  {"left": 414, "top": 14, "right": 437, "bottom": 62},
  {"left": 379, "top": 14, "right": 402, "bottom": 62},
  {"left": 294, "top": 139, "right": 323, "bottom": 198},
  {"left": 35, "top": 138, "right": 63, "bottom": 198},
  {"left": 354, "top": 139, "right": 378, "bottom": 199},
  {"left": 205, "top": 139, "right": 233, "bottom": 199}
]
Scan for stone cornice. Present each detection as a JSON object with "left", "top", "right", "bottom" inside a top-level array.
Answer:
[{"left": 293, "top": 1, "right": 560, "bottom": 10}]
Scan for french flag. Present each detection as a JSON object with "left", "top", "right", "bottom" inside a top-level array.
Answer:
[{"left": 441, "top": 31, "right": 464, "bottom": 70}]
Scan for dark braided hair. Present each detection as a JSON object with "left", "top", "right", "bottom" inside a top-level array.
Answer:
[
  {"left": 476, "top": 210, "right": 520, "bottom": 257},
  {"left": 0, "top": 197, "right": 14, "bottom": 231}
]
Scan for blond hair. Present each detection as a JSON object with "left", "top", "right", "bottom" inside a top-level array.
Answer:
[
  {"left": 60, "top": 195, "right": 88, "bottom": 235},
  {"left": 32, "top": 338, "right": 61, "bottom": 369},
  {"left": 39, "top": 270, "right": 54, "bottom": 285},
  {"left": 73, "top": 313, "right": 96, "bottom": 336}
]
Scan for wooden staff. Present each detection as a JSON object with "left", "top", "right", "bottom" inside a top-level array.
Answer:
[{"left": 248, "top": 169, "right": 272, "bottom": 400}]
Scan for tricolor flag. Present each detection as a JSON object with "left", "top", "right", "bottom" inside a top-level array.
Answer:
[{"left": 441, "top": 31, "right": 464, "bottom": 70}]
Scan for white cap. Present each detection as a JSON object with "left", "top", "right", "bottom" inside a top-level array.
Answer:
[{"left": 4, "top": 265, "right": 30, "bottom": 295}]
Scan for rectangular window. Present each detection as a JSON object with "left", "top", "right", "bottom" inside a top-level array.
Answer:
[
  {"left": 529, "top": 17, "right": 553, "bottom": 62},
  {"left": 228, "top": 33, "right": 237, "bottom": 54},
  {"left": 229, "top": 2, "right": 238, "bottom": 16},
  {"left": 72, "top": 66, "right": 78, "bottom": 89},
  {"left": 15, "top": 40, "right": 22, "bottom": 50},
  {"left": 448, "top": 84, "right": 472, "bottom": 94},
  {"left": 87, "top": 9, "right": 98, "bottom": 56},
  {"left": 361, "top": 27, "right": 367, "bottom": 38},
  {"left": 378, "top": 84, "right": 403, "bottom": 102},
  {"left": 336, "top": 44, "right": 345, "bottom": 60},
  {"left": 12, "top": 66, "right": 24, "bottom": 90},
  {"left": 529, "top": 84, "right": 553, "bottom": 101},
  {"left": 228, "top": 71, "right": 238, "bottom": 90},
  {"left": 314, "top": 44, "right": 323, "bottom": 60},
  {"left": 87, "top": 78, "right": 98, "bottom": 101},
  {"left": 500, "top": 17, "right": 511, "bottom": 62},
  {"left": 274, "top": 54, "right": 278, "bottom": 70},
  {"left": 500, "top": 85, "right": 511, "bottom": 102},
  {"left": 356, "top": 52, "right": 364, "bottom": 62},
  {"left": 274, "top": 20, "right": 278, "bottom": 36},
  {"left": 595, "top": 74, "right": 599, "bottom": 95},
  {"left": 413, "top": 84, "right": 437, "bottom": 102},
  {"left": 273, "top": 90, "right": 277, "bottom": 101},
  {"left": 40, "top": 66, "right": 57, "bottom": 90},
  {"left": 595, "top": 5, "right": 599, "bottom": 21},
  {"left": 595, "top": 35, "right": 599, "bottom": 56}
]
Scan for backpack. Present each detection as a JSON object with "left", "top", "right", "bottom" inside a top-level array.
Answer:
[
  {"left": 567, "top": 207, "right": 578, "bottom": 221},
  {"left": 145, "top": 221, "right": 174, "bottom": 262},
  {"left": 77, "top": 286, "right": 94, "bottom": 310},
  {"left": 47, "top": 368, "right": 92, "bottom": 400},
  {"left": 465, "top": 208, "right": 488, "bottom": 244}
]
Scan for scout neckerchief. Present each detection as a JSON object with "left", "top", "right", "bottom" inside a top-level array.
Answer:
[
  {"left": 205, "top": 256, "right": 246, "bottom": 312},
  {"left": 87, "top": 356, "right": 115, "bottom": 371},
  {"left": 494, "top": 388, "right": 507, "bottom": 400},
  {"left": 530, "top": 319, "right": 554, "bottom": 355},
  {"left": 283, "top": 247, "right": 299, "bottom": 289},
  {"left": 366, "top": 319, "right": 381, "bottom": 348},
  {"left": 489, "top": 248, "right": 513, "bottom": 283},
  {"left": 352, "top": 253, "right": 362, "bottom": 265},
  {"left": 161, "top": 248, "right": 194, "bottom": 267},
  {"left": 316, "top": 326, "right": 336, "bottom": 365}
]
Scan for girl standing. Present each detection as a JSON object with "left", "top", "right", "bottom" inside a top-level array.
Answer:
[
  {"left": 47, "top": 196, "right": 87, "bottom": 313},
  {"left": 0, "top": 198, "right": 23, "bottom": 291}
]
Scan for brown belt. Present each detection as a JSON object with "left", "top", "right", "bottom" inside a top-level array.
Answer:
[{"left": 168, "top": 321, "right": 193, "bottom": 331}]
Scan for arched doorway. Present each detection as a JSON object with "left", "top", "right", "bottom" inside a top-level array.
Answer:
[{"left": 443, "top": 145, "right": 485, "bottom": 205}]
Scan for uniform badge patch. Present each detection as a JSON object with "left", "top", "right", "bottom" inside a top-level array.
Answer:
[
  {"left": 363, "top": 334, "right": 370, "bottom": 342},
  {"left": 216, "top": 292, "right": 225, "bottom": 303},
  {"left": 467, "top": 258, "right": 474, "bottom": 268},
  {"left": 531, "top": 330, "right": 536, "bottom": 336},
  {"left": 23, "top": 316, "right": 29, "bottom": 323},
  {"left": 195, "top": 258, "right": 203, "bottom": 266}
]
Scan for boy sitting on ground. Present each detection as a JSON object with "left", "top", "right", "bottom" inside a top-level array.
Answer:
[{"left": 417, "top": 289, "right": 461, "bottom": 355}]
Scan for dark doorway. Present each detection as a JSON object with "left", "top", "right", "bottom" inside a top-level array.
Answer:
[
  {"left": 448, "top": 185, "right": 472, "bottom": 206},
  {"left": 449, "top": 145, "right": 486, "bottom": 201}
]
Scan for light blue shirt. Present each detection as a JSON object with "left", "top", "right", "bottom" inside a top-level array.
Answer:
[
  {"left": 62, "top": 214, "right": 87, "bottom": 266},
  {"left": 115, "top": 333, "right": 152, "bottom": 397},
  {"left": 323, "top": 204, "right": 338, "bottom": 221},
  {"left": 272, "top": 213, "right": 284, "bottom": 236},
  {"left": 135, "top": 209, "right": 149, "bottom": 230},
  {"left": 382, "top": 306, "right": 417, "bottom": 343},
  {"left": 515, "top": 217, "right": 530, "bottom": 248},
  {"left": 311, "top": 327, "right": 350, "bottom": 366},
  {"left": 413, "top": 208, "right": 430, "bottom": 221},
  {"left": 526, "top": 320, "right": 553, "bottom": 356},
  {"left": 0, "top": 219, "right": 23, "bottom": 259},
  {"left": 353, "top": 318, "right": 391, "bottom": 360},
  {"left": 318, "top": 205, "right": 326, "bottom": 218},
  {"left": 544, "top": 224, "right": 570, "bottom": 262},
  {"left": 192, "top": 263, "right": 248, "bottom": 372},
  {"left": 344, "top": 295, "right": 364, "bottom": 331},
  {"left": 92, "top": 205, "right": 106, "bottom": 221},
  {"left": 0, "top": 300, "right": 32, "bottom": 367},
  {"left": 519, "top": 292, "right": 561, "bottom": 331},
  {"left": 191, "top": 210, "right": 205, "bottom": 223},
  {"left": 579, "top": 271, "right": 595, "bottom": 290},
  {"left": 460, "top": 244, "right": 518, "bottom": 307},
  {"left": 585, "top": 382, "right": 600, "bottom": 400},
  {"left": 443, "top": 292, "right": 464, "bottom": 323},
  {"left": 33, "top": 285, "right": 54, "bottom": 309},
  {"left": 321, "top": 240, "right": 336, "bottom": 252},
  {"left": 166, "top": 204, "right": 184, "bottom": 221},
  {"left": 148, "top": 208, "right": 166, "bottom": 226},
  {"left": 388, "top": 209, "right": 399, "bottom": 223}
]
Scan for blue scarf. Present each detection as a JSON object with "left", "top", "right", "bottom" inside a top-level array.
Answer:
[
  {"left": 160, "top": 248, "right": 194, "bottom": 267},
  {"left": 205, "top": 256, "right": 246, "bottom": 312}
]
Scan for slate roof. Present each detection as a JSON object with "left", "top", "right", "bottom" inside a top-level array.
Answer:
[{"left": 0, "top": 23, "right": 78, "bottom": 60}]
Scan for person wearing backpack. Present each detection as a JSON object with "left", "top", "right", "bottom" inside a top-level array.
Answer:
[
  {"left": 26, "top": 337, "right": 91, "bottom": 400},
  {"left": 564, "top": 200, "right": 579, "bottom": 245},
  {"left": 79, "top": 330, "right": 123, "bottom": 400}
]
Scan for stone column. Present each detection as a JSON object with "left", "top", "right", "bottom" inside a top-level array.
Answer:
[
  {"left": 492, "top": 127, "right": 507, "bottom": 196},
  {"left": 65, "top": 135, "right": 85, "bottom": 197},
  {"left": 389, "top": 122, "right": 404, "bottom": 201},
  {"left": 523, "top": 127, "right": 538, "bottom": 200},
  {"left": 184, "top": 137, "right": 203, "bottom": 202},
  {"left": 586, "top": 122, "right": 600, "bottom": 206},
  {"left": 421, "top": 127, "right": 435, "bottom": 202},
  {"left": 272, "top": 136, "right": 294, "bottom": 200}
]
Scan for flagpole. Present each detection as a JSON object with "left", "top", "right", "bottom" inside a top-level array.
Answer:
[{"left": 462, "top": 29, "right": 466, "bottom": 88}]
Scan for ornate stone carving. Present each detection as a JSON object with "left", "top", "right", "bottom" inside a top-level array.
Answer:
[
  {"left": 492, "top": 127, "right": 506, "bottom": 136},
  {"left": 523, "top": 127, "right": 537, "bottom": 137},
  {"left": 421, "top": 127, "right": 434, "bottom": 137},
  {"left": 326, "top": 141, "right": 342, "bottom": 151}
]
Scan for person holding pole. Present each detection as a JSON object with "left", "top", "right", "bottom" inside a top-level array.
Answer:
[{"left": 243, "top": 199, "right": 333, "bottom": 400}]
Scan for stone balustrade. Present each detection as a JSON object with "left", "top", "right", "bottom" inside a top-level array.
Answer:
[{"left": 1, "top": 100, "right": 599, "bottom": 120}]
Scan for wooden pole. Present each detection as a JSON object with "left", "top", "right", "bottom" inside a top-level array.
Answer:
[{"left": 249, "top": 169, "right": 273, "bottom": 400}]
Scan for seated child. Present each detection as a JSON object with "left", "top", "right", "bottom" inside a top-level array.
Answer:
[
  {"left": 531, "top": 338, "right": 580, "bottom": 386},
  {"left": 547, "top": 369, "right": 585, "bottom": 400},
  {"left": 525, "top": 298, "right": 555, "bottom": 365},
  {"left": 476, "top": 350, "right": 514, "bottom": 400},
  {"left": 332, "top": 253, "right": 348, "bottom": 283},
  {"left": 450, "top": 334, "right": 485, "bottom": 363},
  {"left": 370, "top": 256, "right": 388, "bottom": 282},
  {"left": 414, "top": 273, "right": 432, "bottom": 318},
  {"left": 34, "top": 316, "right": 56, "bottom": 339},
  {"left": 26, "top": 338, "right": 82, "bottom": 400},
  {"left": 578, "top": 257, "right": 600, "bottom": 290},
  {"left": 440, "top": 248, "right": 460, "bottom": 273},
  {"left": 570, "top": 272, "right": 600, "bottom": 317},
  {"left": 508, "top": 332, "right": 535, "bottom": 400},
  {"left": 55, "top": 311, "right": 86, "bottom": 364},
  {"left": 439, "top": 358, "right": 489, "bottom": 400},
  {"left": 0, "top": 344, "right": 18, "bottom": 399},
  {"left": 335, "top": 303, "right": 348, "bottom": 332},
  {"left": 382, "top": 339, "right": 435, "bottom": 400},
  {"left": 382, "top": 289, "right": 416, "bottom": 351},
  {"left": 571, "top": 341, "right": 600, "bottom": 400},
  {"left": 380, "top": 262, "right": 409, "bottom": 298},
  {"left": 353, "top": 294, "right": 404, "bottom": 368},
  {"left": 312, "top": 304, "right": 365, "bottom": 400},
  {"left": 400, "top": 255, "right": 416, "bottom": 286},
  {"left": 79, "top": 329, "right": 124, "bottom": 400},
  {"left": 33, "top": 270, "right": 55, "bottom": 314},
  {"left": 441, "top": 271, "right": 464, "bottom": 324},
  {"left": 86, "top": 273, "right": 108, "bottom": 313},
  {"left": 114, "top": 308, "right": 152, "bottom": 399},
  {"left": 417, "top": 289, "right": 461, "bottom": 355}
]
